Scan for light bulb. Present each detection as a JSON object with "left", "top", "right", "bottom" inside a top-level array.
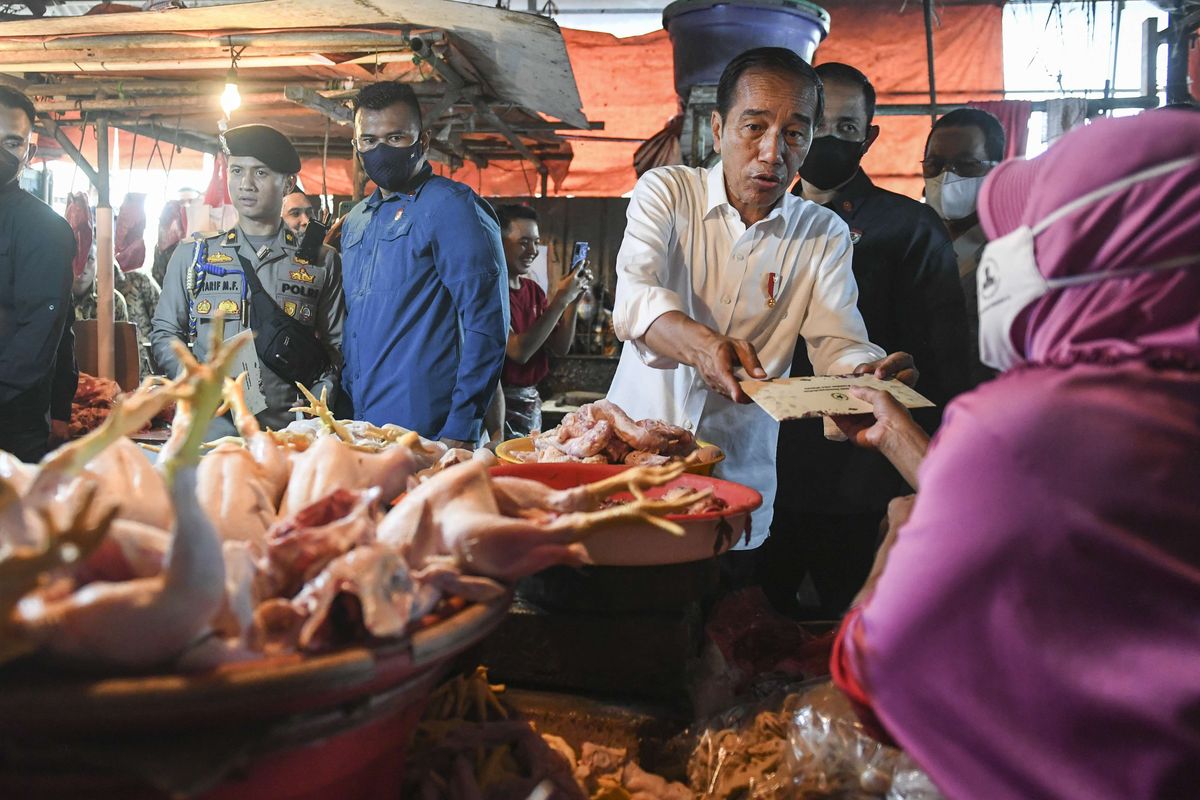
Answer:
[{"left": 220, "top": 70, "right": 241, "bottom": 117}]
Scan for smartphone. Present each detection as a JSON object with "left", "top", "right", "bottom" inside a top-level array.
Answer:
[
  {"left": 571, "top": 241, "right": 590, "bottom": 272},
  {"left": 296, "top": 216, "right": 330, "bottom": 263}
]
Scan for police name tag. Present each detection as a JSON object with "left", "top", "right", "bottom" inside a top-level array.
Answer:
[{"left": 227, "top": 333, "right": 269, "bottom": 416}]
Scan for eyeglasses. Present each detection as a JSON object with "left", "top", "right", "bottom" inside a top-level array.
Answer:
[
  {"left": 352, "top": 132, "right": 419, "bottom": 153},
  {"left": 921, "top": 157, "right": 998, "bottom": 179}
]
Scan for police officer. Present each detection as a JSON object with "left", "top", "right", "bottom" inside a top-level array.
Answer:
[{"left": 151, "top": 124, "right": 344, "bottom": 437}]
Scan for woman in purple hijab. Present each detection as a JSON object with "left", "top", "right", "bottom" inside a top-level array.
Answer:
[{"left": 829, "top": 110, "right": 1200, "bottom": 799}]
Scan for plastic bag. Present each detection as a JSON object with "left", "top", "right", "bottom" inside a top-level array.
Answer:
[
  {"left": 683, "top": 681, "right": 944, "bottom": 800},
  {"left": 683, "top": 685, "right": 809, "bottom": 799},
  {"left": 784, "top": 683, "right": 945, "bottom": 799}
]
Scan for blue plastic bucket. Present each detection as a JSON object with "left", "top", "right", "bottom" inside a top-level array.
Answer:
[{"left": 663, "top": 0, "right": 830, "bottom": 100}]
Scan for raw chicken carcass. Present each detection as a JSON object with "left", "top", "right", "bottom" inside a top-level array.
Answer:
[
  {"left": 591, "top": 399, "right": 693, "bottom": 454},
  {"left": 624, "top": 450, "right": 671, "bottom": 467},
  {"left": 11, "top": 327, "right": 250, "bottom": 669},
  {"left": 14, "top": 465, "right": 224, "bottom": 668},
  {"left": 85, "top": 436, "right": 174, "bottom": 530},
  {"left": 378, "top": 461, "right": 707, "bottom": 583},
  {"left": 76, "top": 519, "right": 170, "bottom": 583},
  {"left": 0, "top": 480, "right": 115, "bottom": 665},
  {"left": 279, "top": 385, "right": 443, "bottom": 515},
  {"left": 280, "top": 433, "right": 439, "bottom": 515},
  {"left": 490, "top": 462, "right": 699, "bottom": 518},
  {"left": 287, "top": 544, "right": 442, "bottom": 650},
  {"left": 197, "top": 376, "right": 292, "bottom": 547},
  {"left": 264, "top": 487, "right": 379, "bottom": 597},
  {"left": 4, "top": 379, "right": 177, "bottom": 554}
]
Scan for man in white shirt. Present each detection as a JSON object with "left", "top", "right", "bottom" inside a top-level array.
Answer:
[{"left": 608, "top": 47, "right": 914, "bottom": 562}]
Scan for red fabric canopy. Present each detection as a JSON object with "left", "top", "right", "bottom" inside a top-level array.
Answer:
[{"left": 45, "top": 3, "right": 1004, "bottom": 201}]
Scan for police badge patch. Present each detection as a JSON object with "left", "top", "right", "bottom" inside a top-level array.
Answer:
[
  {"left": 283, "top": 300, "right": 298, "bottom": 317},
  {"left": 299, "top": 304, "right": 314, "bottom": 323},
  {"left": 196, "top": 299, "right": 212, "bottom": 314},
  {"left": 289, "top": 267, "right": 316, "bottom": 283},
  {"left": 850, "top": 229, "right": 863, "bottom": 245},
  {"left": 206, "top": 252, "right": 234, "bottom": 263},
  {"left": 218, "top": 299, "right": 240, "bottom": 315}
]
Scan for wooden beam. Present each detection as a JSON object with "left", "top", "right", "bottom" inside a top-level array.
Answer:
[
  {"left": 472, "top": 96, "right": 548, "bottom": 177},
  {"left": 284, "top": 85, "right": 352, "bottom": 125},
  {"left": 37, "top": 118, "right": 100, "bottom": 188},
  {"left": 95, "top": 117, "right": 114, "bottom": 382},
  {"left": 0, "top": 30, "right": 413, "bottom": 53},
  {"left": 35, "top": 92, "right": 291, "bottom": 114},
  {"left": 406, "top": 37, "right": 549, "bottom": 177},
  {"left": 27, "top": 79, "right": 328, "bottom": 97},
  {"left": 108, "top": 120, "right": 221, "bottom": 155}
]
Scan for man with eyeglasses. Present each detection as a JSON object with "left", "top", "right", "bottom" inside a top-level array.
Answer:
[
  {"left": 922, "top": 107, "right": 1006, "bottom": 385},
  {"left": 339, "top": 81, "right": 508, "bottom": 449},
  {"left": 0, "top": 86, "right": 77, "bottom": 462},
  {"left": 769, "top": 63, "right": 970, "bottom": 618},
  {"left": 495, "top": 204, "right": 590, "bottom": 437}
]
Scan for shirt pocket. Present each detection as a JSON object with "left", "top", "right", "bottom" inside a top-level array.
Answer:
[
  {"left": 340, "top": 223, "right": 367, "bottom": 296},
  {"left": 371, "top": 215, "right": 419, "bottom": 293}
]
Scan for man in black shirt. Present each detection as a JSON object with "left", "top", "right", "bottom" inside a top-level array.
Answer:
[
  {"left": 0, "top": 87, "right": 77, "bottom": 462},
  {"left": 765, "top": 63, "right": 971, "bottom": 617}
]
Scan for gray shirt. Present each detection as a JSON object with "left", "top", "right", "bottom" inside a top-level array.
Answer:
[{"left": 151, "top": 223, "right": 344, "bottom": 436}]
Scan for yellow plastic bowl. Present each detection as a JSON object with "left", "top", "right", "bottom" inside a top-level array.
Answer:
[{"left": 495, "top": 436, "right": 724, "bottom": 476}]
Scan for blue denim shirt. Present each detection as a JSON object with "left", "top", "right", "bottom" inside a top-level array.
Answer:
[{"left": 340, "top": 170, "right": 508, "bottom": 442}]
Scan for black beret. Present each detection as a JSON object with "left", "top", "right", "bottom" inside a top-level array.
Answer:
[{"left": 220, "top": 124, "right": 301, "bottom": 174}]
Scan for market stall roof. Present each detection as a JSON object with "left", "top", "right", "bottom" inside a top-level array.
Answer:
[{"left": 0, "top": 0, "right": 592, "bottom": 179}]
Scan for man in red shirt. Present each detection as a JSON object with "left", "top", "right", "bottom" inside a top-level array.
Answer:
[{"left": 497, "top": 205, "right": 589, "bottom": 436}]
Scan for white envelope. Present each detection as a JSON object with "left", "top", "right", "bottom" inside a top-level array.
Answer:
[{"left": 740, "top": 375, "right": 935, "bottom": 422}]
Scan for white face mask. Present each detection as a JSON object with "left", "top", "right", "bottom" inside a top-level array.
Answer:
[
  {"left": 925, "top": 173, "right": 985, "bottom": 222},
  {"left": 977, "top": 155, "right": 1200, "bottom": 371}
]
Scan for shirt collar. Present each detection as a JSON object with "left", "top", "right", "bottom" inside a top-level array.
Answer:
[
  {"left": 826, "top": 169, "right": 875, "bottom": 215},
  {"left": 364, "top": 162, "right": 435, "bottom": 210},
  {"left": 953, "top": 223, "right": 988, "bottom": 260},
  {"left": 704, "top": 161, "right": 789, "bottom": 228},
  {"left": 704, "top": 163, "right": 731, "bottom": 218}
]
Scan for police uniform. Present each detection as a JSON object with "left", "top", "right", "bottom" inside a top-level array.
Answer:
[{"left": 149, "top": 125, "right": 345, "bottom": 437}]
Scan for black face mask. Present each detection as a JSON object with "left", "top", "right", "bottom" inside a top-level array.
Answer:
[
  {"left": 0, "top": 147, "right": 21, "bottom": 187},
  {"left": 360, "top": 140, "right": 425, "bottom": 192},
  {"left": 799, "top": 135, "right": 865, "bottom": 191}
]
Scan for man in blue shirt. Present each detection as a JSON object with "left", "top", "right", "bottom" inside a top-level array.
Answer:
[{"left": 340, "top": 81, "right": 508, "bottom": 449}]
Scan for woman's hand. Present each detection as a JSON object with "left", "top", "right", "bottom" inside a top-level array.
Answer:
[
  {"left": 833, "top": 387, "right": 930, "bottom": 490},
  {"left": 853, "top": 494, "right": 917, "bottom": 607},
  {"left": 833, "top": 387, "right": 914, "bottom": 449}
]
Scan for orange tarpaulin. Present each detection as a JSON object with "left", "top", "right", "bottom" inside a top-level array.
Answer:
[
  {"left": 457, "top": 3, "right": 1003, "bottom": 199},
  {"left": 817, "top": 1, "right": 1004, "bottom": 198},
  {"left": 236, "top": 4, "right": 1004, "bottom": 200}
]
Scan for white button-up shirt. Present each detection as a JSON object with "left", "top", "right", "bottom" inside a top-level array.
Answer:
[{"left": 607, "top": 164, "right": 885, "bottom": 548}]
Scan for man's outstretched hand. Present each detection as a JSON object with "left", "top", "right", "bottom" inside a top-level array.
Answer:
[{"left": 854, "top": 351, "right": 918, "bottom": 387}]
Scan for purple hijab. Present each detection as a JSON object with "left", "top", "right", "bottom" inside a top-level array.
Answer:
[{"left": 837, "top": 113, "right": 1200, "bottom": 800}]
